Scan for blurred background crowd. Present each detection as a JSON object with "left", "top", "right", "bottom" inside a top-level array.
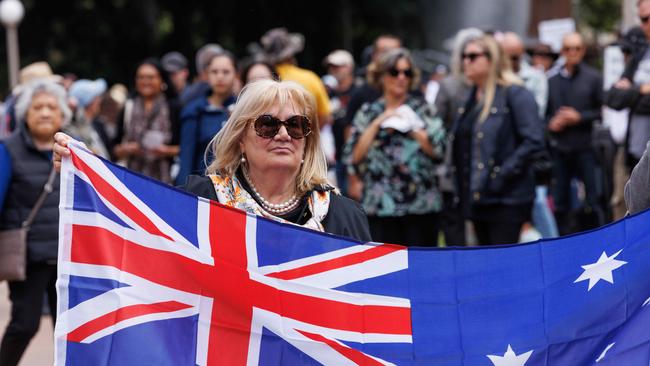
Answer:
[{"left": 0, "top": 0, "right": 643, "bottom": 248}]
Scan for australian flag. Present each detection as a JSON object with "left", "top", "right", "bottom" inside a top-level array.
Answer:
[{"left": 56, "top": 141, "right": 650, "bottom": 365}]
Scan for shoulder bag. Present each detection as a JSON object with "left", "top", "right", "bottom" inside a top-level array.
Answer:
[{"left": 0, "top": 168, "right": 57, "bottom": 281}]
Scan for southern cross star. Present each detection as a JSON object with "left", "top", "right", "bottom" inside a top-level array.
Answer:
[
  {"left": 574, "top": 249, "right": 627, "bottom": 291},
  {"left": 487, "top": 344, "right": 533, "bottom": 366}
]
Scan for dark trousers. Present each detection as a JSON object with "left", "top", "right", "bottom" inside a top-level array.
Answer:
[
  {"left": 441, "top": 192, "right": 466, "bottom": 246},
  {"left": 0, "top": 263, "right": 57, "bottom": 366},
  {"left": 551, "top": 149, "right": 606, "bottom": 235},
  {"left": 368, "top": 213, "right": 440, "bottom": 247},
  {"left": 473, "top": 220, "right": 524, "bottom": 245}
]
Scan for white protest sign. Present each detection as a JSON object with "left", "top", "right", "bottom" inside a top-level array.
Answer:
[{"left": 538, "top": 18, "right": 576, "bottom": 52}]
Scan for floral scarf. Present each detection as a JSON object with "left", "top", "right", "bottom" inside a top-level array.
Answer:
[{"left": 208, "top": 173, "right": 330, "bottom": 232}]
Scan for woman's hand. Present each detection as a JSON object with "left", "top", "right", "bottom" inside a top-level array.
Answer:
[
  {"left": 114, "top": 142, "right": 143, "bottom": 159},
  {"left": 53, "top": 132, "right": 72, "bottom": 173},
  {"left": 150, "top": 144, "right": 179, "bottom": 158},
  {"left": 351, "top": 109, "right": 399, "bottom": 164}
]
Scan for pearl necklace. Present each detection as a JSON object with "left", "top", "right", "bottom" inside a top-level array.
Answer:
[{"left": 243, "top": 169, "right": 300, "bottom": 215}]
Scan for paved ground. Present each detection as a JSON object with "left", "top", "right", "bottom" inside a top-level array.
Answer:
[{"left": 0, "top": 282, "right": 54, "bottom": 366}]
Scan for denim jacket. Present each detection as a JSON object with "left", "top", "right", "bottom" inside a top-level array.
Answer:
[{"left": 445, "top": 84, "right": 544, "bottom": 206}]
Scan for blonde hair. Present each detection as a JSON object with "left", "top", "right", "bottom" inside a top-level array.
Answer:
[
  {"left": 205, "top": 79, "right": 329, "bottom": 194},
  {"left": 464, "top": 35, "right": 522, "bottom": 121},
  {"left": 367, "top": 48, "right": 421, "bottom": 91}
]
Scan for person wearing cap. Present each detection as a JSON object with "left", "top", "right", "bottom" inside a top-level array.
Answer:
[
  {"left": 323, "top": 49, "right": 359, "bottom": 195},
  {"left": 259, "top": 28, "right": 332, "bottom": 126},
  {"left": 162, "top": 51, "right": 190, "bottom": 97},
  {"left": 66, "top": 79, "right": 111, "bottom": 159},
  {"left": 180, "top": 43, "right": 224, "bottom": 105}
]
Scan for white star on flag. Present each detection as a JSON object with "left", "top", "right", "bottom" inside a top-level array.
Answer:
[
  {"left": 574, "top": 249, "right": 627, "bottom": 291},
  {"left": 487, "top": 344, "right": 533, "bottom": 366},
  {"left": 596, "top": 342, "right": 615, "bottom": 362}
]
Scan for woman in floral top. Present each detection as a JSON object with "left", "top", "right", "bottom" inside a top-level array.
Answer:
[{"left": 343, "top": 48, "right": 446, "bottom": 246}]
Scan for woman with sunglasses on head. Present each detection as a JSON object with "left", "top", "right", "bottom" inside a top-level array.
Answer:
[
  {"left": 54, "top": 79, "right": 371, "bottom": 241},
  {"left": 343, "top": 48, "right": 446, "bottom": 246},
  {"left": 449, "top": 35, "right": 544, "bottom": 245},
  {"left": 175, "top": 51, "right": 238, "bottom": 185}
]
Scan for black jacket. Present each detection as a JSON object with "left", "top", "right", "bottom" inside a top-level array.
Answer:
[
  {"left": 546, "top": 63, "right": 603, "bottom": 152},
  {"left": 606, "top": 45, "right": 650, "bottom": 115},
  {"left": 180, "top": 175, "right": 372, "bottom": 242},
  {"left": 447, "top": 84, "right": 544, "bottom": 206},
  {"left": 0, "top": 127, "right": 60, "bottom": 263}
]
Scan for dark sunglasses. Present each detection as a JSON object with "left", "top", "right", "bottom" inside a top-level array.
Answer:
[
  {"left": 387, "top": 67, "right": 414, "bottom": 78},
  {"left": 253, "top": 114, "right": 312, "bottom": 139},
  {"left": 641, "top": 15, "right": 650, "bottom": 23},
  {"left": 461, "top": 52, "right": 487, "bottom": 62}
]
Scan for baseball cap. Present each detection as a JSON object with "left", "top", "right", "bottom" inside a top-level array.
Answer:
[
  {"left": 69, "top": 78, "right": 108, "bottom": 108},
  {"left": 161, "top": 51, "right": 188, "bottom": 73},
  {"left": 324, "top": 49, "right": 354, "bottom": 67}
]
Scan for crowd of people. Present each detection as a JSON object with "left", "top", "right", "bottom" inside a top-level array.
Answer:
[{"left": 4, "top": 4, "right": 650, "bottom": 361}]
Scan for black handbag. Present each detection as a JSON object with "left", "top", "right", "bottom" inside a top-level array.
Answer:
[{"left": 0, "top": 168, "right": 57, "bottom": 281}]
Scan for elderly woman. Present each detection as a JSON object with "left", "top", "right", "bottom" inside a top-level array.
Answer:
[
  {"left": 176, "top": 51, "right": 238, "bottom": 185},
  {"left": 54, "top": 79, "right": 371, "bottom": 241},
  {"left": 112, "top": 58, "right": 180, "bottom": 183},
  {"left": 343, "top": 48, "right": 446, "bottom": 247},
  {"left": 449, "top": 35, "right": 544, "bottom": 245},
  {"left": 0, "top": 80, "right": 71, "bottom": 366}
]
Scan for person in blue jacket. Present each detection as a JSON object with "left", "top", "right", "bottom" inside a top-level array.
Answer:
[{"left": 175, "top": 50, "right": 238, "bottom": 185}]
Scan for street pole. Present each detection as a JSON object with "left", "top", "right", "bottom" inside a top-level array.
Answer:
[
  {"left": 0, "top": 0, "right": 24, "bottom": 91},
  {"left": 6, "top": 24, "right": 18, "bottom": 88}
]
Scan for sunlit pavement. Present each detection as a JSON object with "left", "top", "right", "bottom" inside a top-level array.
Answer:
[{"left": 0, "top": 282, "right": 54, "bottom": 366}]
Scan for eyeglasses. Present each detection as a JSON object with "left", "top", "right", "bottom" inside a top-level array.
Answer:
[
  {"left": 561, "top": 46, "right": 583, "bottom": 53},
  {"left": 387, "top": 67, "right": 413, "bottom": 78},
  {"left": 253, "top": 114, "right": 312, "bottom": 139},
  {"left": 461, "top": 52, "right": 487, "bottom": 62},
  {"left": 387, "top": 67, "right": 414, "bottom": 78},
  {"left": 641, "top": 15, "right": 650, "bottom": 23}
]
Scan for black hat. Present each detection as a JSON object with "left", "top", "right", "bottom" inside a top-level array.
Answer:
[{"left": 526, "top": 42, "right": 559, "bottom": 60}]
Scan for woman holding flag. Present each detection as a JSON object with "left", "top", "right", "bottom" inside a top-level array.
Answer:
[{"left": 54, "top": 79, "right": 371, "bottom": 242}]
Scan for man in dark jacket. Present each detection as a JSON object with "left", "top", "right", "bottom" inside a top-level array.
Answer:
[
  {"left": 606, "top": 0, "right": 650, "bottom": 169},
  {"left": 546, "top": 32, "right": 605, "bottom": 234}
]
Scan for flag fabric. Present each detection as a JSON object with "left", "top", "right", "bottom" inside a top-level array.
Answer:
[{"left": 56, "top": 142, "right": 650, "bottom": 366}]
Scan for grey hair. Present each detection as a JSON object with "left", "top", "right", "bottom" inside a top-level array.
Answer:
[{"left": 15, "top": 79, "right": 72, "bottom": 126}]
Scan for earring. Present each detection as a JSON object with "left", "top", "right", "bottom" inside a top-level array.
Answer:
[
  {"left": 301, "top": 159, "right": 304, "bottom": 164},
  {"left": 241, "top": 154, "right": 246, "bottom": 163}
]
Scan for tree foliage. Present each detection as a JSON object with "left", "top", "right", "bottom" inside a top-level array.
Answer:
[{"left": 0, "top": 0, "right": 422, "bottom": 96}]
